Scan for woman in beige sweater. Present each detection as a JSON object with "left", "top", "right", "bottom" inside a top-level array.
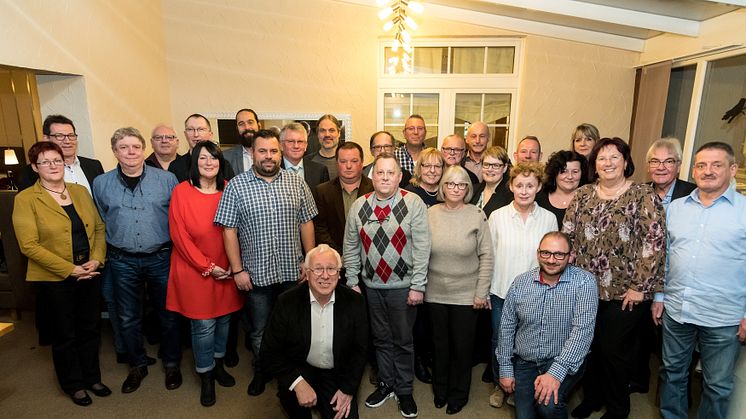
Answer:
[{"left": 425, "top": 165, "right": 494, "bottom": 414}]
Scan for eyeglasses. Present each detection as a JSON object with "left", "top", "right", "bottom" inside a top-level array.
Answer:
[
  {"left": 442, "top": 147, "right": 465, "bottom": 154},
  {"left": 483, "top": 162, "right": 505, "bottom": 170},
  {"left": 445, "top": 182, "right": 468, "bottom": 190},
  {"left": 36, "top": 159, "right": 65, "bottom": 167},
  {"left": 152, "top": 135, "right": 177, "bottom": 142},
  {"left": 538, "top": 250, "right": 569, "bottom": 260},
  {"left": 185, "top": 127, "right": 210, "bottom": 135},
  {"left": 648, "top": 158, "right": 678, "bottom": 168},
  {"left": 48, "top": 133, "right": 78, "bottom": 142},
  {"left": 421, "top": 163, "right": 443, "bottom": 170},
  {"left": 308, "top": 266, "right": 341, "bottom": 276},
  {"left": 283, "top": 140, "right": 307, "bottom": 146},
  {"left": 371, "top": 145, "right": 394, "bottom": 152}
]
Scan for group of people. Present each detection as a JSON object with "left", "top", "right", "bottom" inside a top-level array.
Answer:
[{"left": 10, "top": 111, "right": 745, "bottom": 419}]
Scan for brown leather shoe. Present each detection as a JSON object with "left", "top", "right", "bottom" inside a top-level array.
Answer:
[{"left": 121, "top": 366, "right": 148, "bottom": 393}]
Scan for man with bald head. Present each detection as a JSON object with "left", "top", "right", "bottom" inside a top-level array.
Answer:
[
  {"left": 145, "top": 124, "right": 180, "bottom": 170},
  {"left": 441, "top": 134, "right": 479, "bottom": 185},
  {"left": 514, "top": 136, "right": 543, "bottom": 163},
  {"left": 464, "top": 122, "right": 490, "bottom": 181},
  {"left": 169, "top": 113, "right": 235, "bottom": 182}
]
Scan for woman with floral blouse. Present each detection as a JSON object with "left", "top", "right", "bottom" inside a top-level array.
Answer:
[{"left": 563, "top": 137, "right": 666, "bottom": 419}]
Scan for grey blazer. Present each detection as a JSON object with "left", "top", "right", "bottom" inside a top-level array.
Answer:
[{"left": 223, "top": 146, "right": 250, "bottom": 175}]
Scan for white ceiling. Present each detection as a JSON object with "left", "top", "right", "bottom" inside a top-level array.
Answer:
[{"left": 340, "top": 0, "right": 745, "bottom": 51}]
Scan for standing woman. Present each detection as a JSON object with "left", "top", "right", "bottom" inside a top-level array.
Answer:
[
  {"left": 426, "top": 166, "right": 493, "bottom": 414},
  {"left": 487, "top": 162, "right": 557, "bottom": 408},
  {"left": 166, "top": 141, "right": 244, "bottom": 407},
  {"left": 535, "top": 150, "right": 587, "bottom": 227},
  {"left": 405, "top": 147, "right": 445, "bottom": 207},
  {"left": 470, "top": 146, "right": 513, "bottom": 217},
  {"left": 564, "top": 137, "right": 666, "bottom": 419},
  {"left": 13, "top": 141, "right": 108, "bottom": 406},
  {"left": 571, "top": 123, "right": 600, "bottom": 158}
]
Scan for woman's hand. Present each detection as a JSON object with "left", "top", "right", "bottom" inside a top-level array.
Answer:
[
  {"left": 211, "top": 265, "right": 231, "bottom": 280},
  {"left": 473, "top": 296, "right": 488, "bottom": 310},
  {"left": 621, "top": 288, "right": 644, "bottom": 311},
  {"left": 72, "top": 262, "right": 101, "bottom": 281}
]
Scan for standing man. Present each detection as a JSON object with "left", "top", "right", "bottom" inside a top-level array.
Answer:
[
  {"left": 464, "top": 122, "right": 490, "bottom": 181},
  {"left": 224, "top": 108, "right": 260, "bottom": 175},
  {"left": 145, "top": 124, "right": 180, "bottom": 170},
  {"left": 364, "top": 131, "right": 411, "bottom": 187},
  {"left": 344, "top": 153, "right": 431, "bottom": 418},
  {"left": 313, "top": 142, "right": 373, "bottom": 256},
  {"left": 498, "top": 232, "right": 597, "bottom": 418},
  {"left": 19, "top": 114, "right": 104, "bottom": 192},
  {"left": 169, "top": 114, "right": 234, "bottom": 182},
  {"left": 514, "top": 136, "right": 542, "bottom": 163},
  {"left": 309, "top": 114, "right": 343, "bottom": 179},
  {"left": 646, "top": 138, "right": 697, "bottom": 208},
  {"left": 394, "top": 115, "right": 427, "bottom": 174},
  {"left": 261, "top": 244, "right": 368, "bottom": 419},
  {"left": 280, "top": 122, "right": 330, "bottom": 190},
  {"left": 214, "top": 129, "right": 318, "bottom": 397},
  {"left": 656, "top": 141, "right": 746, "bottom": 419},
  {"left": 440, "top": 134, "right": 479, "bottom": 185},
  {"left": 93, "top": 127, "right": 182, "bottom": 394}
]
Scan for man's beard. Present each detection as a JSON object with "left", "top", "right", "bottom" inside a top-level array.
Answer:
[
  {"left": 240, "top": 129, "right": 256, "bottom": 148},
  {"left": 255, "top": 159, "right": 280, "bottom": 177}
]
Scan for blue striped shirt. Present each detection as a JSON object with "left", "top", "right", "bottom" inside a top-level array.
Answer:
[{"left": 498, "top": 265, "right": 598, "bottom": 382}]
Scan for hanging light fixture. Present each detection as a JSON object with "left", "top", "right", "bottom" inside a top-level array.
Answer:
[{"left": 378, "top": 0, "right": 423, "bottom": 74}]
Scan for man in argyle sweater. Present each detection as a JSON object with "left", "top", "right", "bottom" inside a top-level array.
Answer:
[{"left": 343, "top": 153, "right": 430, "bottom": 418}]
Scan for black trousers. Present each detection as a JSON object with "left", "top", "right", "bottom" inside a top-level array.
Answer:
[
  {"left": 36, "top": 277, "right": 102, "bottom": 395},
  {"left": 581, "top": 299, "right": 651, "bottom": 418},
  {"left": 277, "top": 367, "right": 359, "bottom": 419},
  {"left": 428, "top": 302, "right": 478, "bottom": 405}
]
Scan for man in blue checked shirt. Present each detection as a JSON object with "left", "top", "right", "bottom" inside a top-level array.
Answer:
[{"left": 497, "top": 231, "right": 598, "bottom": 419}]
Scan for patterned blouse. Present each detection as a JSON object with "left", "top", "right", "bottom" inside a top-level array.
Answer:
[{"left": 562, "top": 182, "right": 666, "bottom": 301}]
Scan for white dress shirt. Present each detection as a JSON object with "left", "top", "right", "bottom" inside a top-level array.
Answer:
[
  {"left": 242, "top": 146, "right": 253, "bottom": 173},
  {"left": 289, "top": 289, "right": 336, "bottom": 391},
  {"left": 64, "top": 157, "right": 92, "bottom": 194}
]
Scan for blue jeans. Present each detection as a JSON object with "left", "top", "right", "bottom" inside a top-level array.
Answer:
[
  {"left": 513, "top": 357, "right": 585, "bottom": 419},
  {"left": 191, "top": 315, "right": 230, "bottom": 373},
  {"left": 660, "top": 312, "right": 741, "bottom": 419},
  {"left": 109, "top": 246, "right": 181, "bottom": 368},
  {"left": 101, "top": 263, "right": 125, "bottom": 354},
  {"left": 246, "top": 281, "right": 297, "bottom": 370},
  {"left": 490, "top": 294, "right": 505, "bottom": 384}
]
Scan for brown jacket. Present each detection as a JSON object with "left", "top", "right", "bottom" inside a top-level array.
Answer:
[{"left": 312, "top": 176, "right": 374, "bottom": 255}]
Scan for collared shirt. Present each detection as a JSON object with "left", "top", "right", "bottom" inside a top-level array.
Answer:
[
  {"left": 341, "top": 185, "right": 359, "bottom": 217},
  {"left": 242, "top": 146, "right": 253, "bottom": 173},
  {"left": 657, "top": 186, "right": 746, "bottom": 327},
  {"left": 659, "top": 179, "right": 677, "bottom": 209},
  {"left": 498, "top": 265, "right": 598, "bottom": 382},
  {"left": 463, "top": 154, "right": 483, "bottom": 182},
  {"left": 64, "top": 157, "right": 92, "bottom": 194},
  {"left": 488, "top": 202, "right": 558, "bottom": 298},
  {"left": 144, "top": 152, "right": 178, "bottom": 170},
  {"left": 283, "top": 157, "right": 305, "bottom": 178},
  {"left": 213, "top": 168, "right": 318, "bottom": 287},
  {"left": 394, "top": 146, "right": 416, "bottom": 174},
  {"left": 307, "top": 289, "right": 335, "bottom": 369},
  {"left": 92, "top": 164, "right": 177, "bottom": 253}
]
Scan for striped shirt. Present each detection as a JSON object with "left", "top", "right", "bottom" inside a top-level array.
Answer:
[
  {"left": 213, "top": 168, "right": 317, "bottom": 287},
  {"left": 488, "top": 202, "right": 557, "bottom": 298},
  {"left": 498, "top": 265, "right": 598, "bottom": 382}
]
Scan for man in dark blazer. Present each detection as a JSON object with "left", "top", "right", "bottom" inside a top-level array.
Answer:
[
  {"left": 223, "top": 108, "right": 260, "bottom": 175},
  {"left": 364, "top": 131, "right": 411, "bottom": 188},
  {"left": 169, "top": 113, "right": 235, "bottom": 182},
  {"left": 18, "top": 114, "right": 104, "bottom": 193},
  {"left": 646, "top": 138, "right": 697, "bottom": 208},
  {"left": 280, "top": 122, "right": 330, "bottom": 190},
  {"left": 313, "top": 142, "right": 374, "bottom": 256},
  {"left": 260, "top": 244, "right": 368, "bottom": 419}
]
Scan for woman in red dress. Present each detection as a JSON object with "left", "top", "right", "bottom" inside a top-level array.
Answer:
[{"left": 166, "top": 141, "right": 244, "bottom": 407}]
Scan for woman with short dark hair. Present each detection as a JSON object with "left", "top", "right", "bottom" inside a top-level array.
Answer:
[{"left": 536, "top": 150, "right": 587, "bottom": 227}]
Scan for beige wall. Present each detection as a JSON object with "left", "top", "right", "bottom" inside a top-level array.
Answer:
[
  {"left": 0, "top": 0, "right": 172, "bottom": 170},
  {"left": 162, "top": 0, "right": 638, "bottom": 160}
]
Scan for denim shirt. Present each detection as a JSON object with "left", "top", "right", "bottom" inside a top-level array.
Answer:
[{"left": 93, "top": 164, "right": 177, "bottom": 253}]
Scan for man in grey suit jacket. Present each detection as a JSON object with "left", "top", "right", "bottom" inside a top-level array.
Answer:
[
  {"left": 223, "top": 108, "right": 260, "bottom": 175},
  {"left": 280, "top": 122, "right": 329, "bottom": 191}
]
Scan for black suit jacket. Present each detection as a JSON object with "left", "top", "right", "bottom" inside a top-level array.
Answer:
[
  {"left": 648, "top": 179, "right": 697, "bottom": 202},
  {"left": 363, "top": 163, "right": 412, "bottom": 188},
  {"left": 471, "top": 176, "right": 513, "bottom": 218},
  {"left": 312, "top": 176, "right": 374, "bottom": 254},
  {"left": 18, "top": 156, "right": 105, "bottom": 191},
  {"left": 260, "top": 282, "right": 368, "bottom": 396},
  {"left": 169, "top": 152, "right": 235, "bottom": 182},
  {"left": 281, "top": 157, "right": 330, "bottom": 191}
]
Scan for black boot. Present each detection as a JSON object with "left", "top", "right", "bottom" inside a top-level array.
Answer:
[
  {"left": 199, "top": 371, "right": 216, "bottom": 407},
  {"left": 414, "top": 356, "right": 432, "bottom": 384},
  {"left": 213, "top": 358, "right": 236, "bottom": 387}
]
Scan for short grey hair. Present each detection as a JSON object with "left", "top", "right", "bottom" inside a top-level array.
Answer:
[
  {"left": 646, "top": 137, "right": 683, "bottom": 162},
  {"left": 304, "top": 244, "right": 342, "bottom": 269},
  {"left": 280, "top": 122, "right": 308, "bottom": 142},
  {"left": 437, "top": 165, "right": 474, "bottom": 203},
  {"left": 111, "top": 127, "right": 146, "bottom": 149}
]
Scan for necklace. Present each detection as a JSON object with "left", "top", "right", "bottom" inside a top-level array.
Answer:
[
  {"left": 422, "top": 187, "right": 438, "bottom": 197},
  {"left": 597, "top": 179, "right": 627, "bottom": 198},
  {"left": 41, "top": 183, "right": 68, "bottom": 200}
]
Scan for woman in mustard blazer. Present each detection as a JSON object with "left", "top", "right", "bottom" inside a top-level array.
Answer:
[{"left": 12, "top": 142, "right": 108, "bottom": 406}]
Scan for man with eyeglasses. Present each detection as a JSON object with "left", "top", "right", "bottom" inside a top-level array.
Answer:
[
  {"left": 19, "top": 114, "right": 104, "bottom": 193},
  {"left": 169, "top": 113, "right": 235, "bottom": 182},
  {"left": 260, "top": 244, "right": 368, "bottom": 419},
  {"left": 497, "top": 231, "right": 597, "bottom": 419},
  {"left": 145, "top": 124, "right": 180, "bottom": 170},
  {"left": 464, "top": 121, "right": 491, "bottom": 181},
  {"left": 279, "top": 122, "right": 330, "bottom": 190},
  {"left": 309, "top": 114, "right": 344, "bottom": 179},
  {"left": 224, "top": 108, "right": 260, "bottom": 175},
  {"left": 440, "top": 134, "right": 479, "bottom": 185},
  {"left": 656, "top": 142, "right": 746, "bottom": 419},
  {"left": 344, "top": 153, "right": 430, "bottom": 418},
  {"left": 646, "top": 138, "right": 696, "bottom": 209},
  {"left": 394, "top": 115, "right": 427, "bottom": 174},
  {"left": 92, "top": 127, "right": 183, "bottom": 394},
  {"left": 365, "top": 131, "right": 411, "bottom": 188}
]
